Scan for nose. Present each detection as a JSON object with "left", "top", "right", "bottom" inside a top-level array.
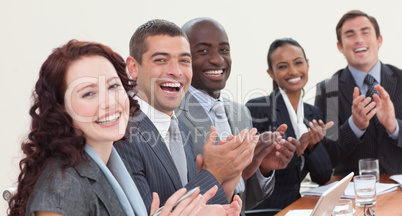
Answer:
[
  {"left": 208, "top": 50, "right": 224, "bottom": 66},
  {"left": 355, "top": 33, "right": 364, "bottom": 44},
  {"left": 288, "top": 65, "right": 298, "bottom": 75},
  {"left": 99, "top": 85, "right": 117, "bottom": 112},
  {"left": 167, "top": 61, "right": 183, "bottom": 77}
]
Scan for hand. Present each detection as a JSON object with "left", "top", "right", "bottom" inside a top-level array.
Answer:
[
  {"left": 259, "top": 131, "right": 296, "bottom": 174},
  {"left": 373, "top": 84, "right": 397, "bottom": 133},
  {"left": 199, "top": 195, "right": 242, "bottom": 216},
  {"left": 306, "top": 119, "right": 334, "bottom": 152},
  {"left": 150, "top": 186, "right": 218, "bottom": 216},
  {"left": 352, "top": 87, "right": 377, "bottom": 130},
  {"left": 242, "top": 124, "right": 291, "bottom": 179},
  {"left": 296, "top": 133, "right": 310, "bottom": 156},
  {"left": 202, "top": 126, "right": 258, "bottom": 184}
]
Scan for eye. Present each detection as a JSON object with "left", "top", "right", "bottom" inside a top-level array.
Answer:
[
  {"left": 154, "top": 58, "right": 166, "bottom": 62},
  {"left": 82, "top": 91, "right": 94, "bottom": 98},
  {"left": 180, "top": 58, "right": 191, "bottom": 63},
  {"left": 221, "top": 47, "right": 230, "bottom": 53},
  {"left": 295, "top": 61, "right": 303, "bottom": 65},
  {"left": 109, "top": 83, "right": 120, "bottom": 89},
  {"left": 197, "top": 49, "right": 208, "bottom": 54},
  {"left": 278, "top": 65, "right": 287, "bottom": 70}
]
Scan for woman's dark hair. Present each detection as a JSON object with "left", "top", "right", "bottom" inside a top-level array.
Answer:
[
  {"left": 267, "top": 38, "right": 307, "bottom": 90},
  {"left": 8, "top": 39, "right": 139, "bottom": 216}
]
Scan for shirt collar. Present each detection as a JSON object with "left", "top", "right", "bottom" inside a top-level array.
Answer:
[
  {"left": 136, "top": 96, "right": 174, "bottom": 142},
  {"left": 188, "top": 86, "right": 224, "bottom": 114},
  {"left": 348, "top": 60, "right": 381, "bottom": 88}
]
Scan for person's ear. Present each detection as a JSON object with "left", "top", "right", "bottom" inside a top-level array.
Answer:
[
  {"left": 337, "top": 42, "right": 344, "bottom": 54},
  {"left": 377, "top": 35, "right": 383, "bottom": 49},
  {"left": 126, "top": 56, "right": 139, "bottom": 80},
  {"left": 267, "top": 69, "right": 275, "bottom": 80}
]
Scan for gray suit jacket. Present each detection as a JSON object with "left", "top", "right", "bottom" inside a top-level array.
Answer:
[
  {"left": 114, "top": 110, "right": 228, "bottom": 213},
  {"left": 315, "top": 63, "right": 402, "bottom": 175},
  {"left": 176, "top": 91, "right": 275, "bottom": 211},
  {"left": 27, "top": 156, "right": 126, "bottom": 216}
]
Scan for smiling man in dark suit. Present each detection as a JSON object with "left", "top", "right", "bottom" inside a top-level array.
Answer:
[
  {"left": 114, "top": 19, "right": 256, "bottom": 214},
  {"left": 315, "top": 10, "right": 402, "bottom": 175},
  {"left": 176, "top": 18, "right": 297, "bottom": 214}
]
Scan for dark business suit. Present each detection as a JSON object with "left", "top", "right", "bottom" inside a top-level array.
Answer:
[
  {"left": 246, "top": 88, "right": 332, "bottom": 209},
  {"left": 27, "top": 156, "right": 126, "bottom": 216},
  {"left": 114, "top": 110, "right": 227, "bottom": 213},
  {"left": 315, "top": 63, "right": 402, "bottom": 175},
  {"left": 176, "top": 91, "right": 274, "bottom": 211}
]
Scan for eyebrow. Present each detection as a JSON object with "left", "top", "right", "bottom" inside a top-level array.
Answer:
[
  {"left": 195, "top": 42, "right": 230, "bottom": 47},
  {"left": 76, "top": 77, "right": 119, "bottom": 93},
  {"left": 151, "top": 52, "right": 191, "bottom": 58}
]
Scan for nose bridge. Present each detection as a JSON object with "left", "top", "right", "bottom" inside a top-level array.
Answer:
[
  {"left": 167, "top": 58, "right": 182, "bottom": 77},
  {"left": 209, "top": 49, "right": 224, "bottom": 65}
]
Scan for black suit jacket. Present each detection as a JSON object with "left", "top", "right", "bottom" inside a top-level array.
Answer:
[
  {"left": 114, "top": 110, "right": 227, "bottom": 213},
  {"left": 315, "top": 63, "right": 402, "bottom": 175},
  {"left": 246, "top": 89, "right": 332, "bottom": 209}
]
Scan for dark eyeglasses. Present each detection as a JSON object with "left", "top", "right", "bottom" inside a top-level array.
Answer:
[{"left": 364, "top": 205, "right": 375, "bottom": 216}]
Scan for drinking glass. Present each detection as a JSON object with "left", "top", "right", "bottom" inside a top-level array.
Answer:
[
  {"left": 331, "top": 199, "right": 353, "bottom": 216},
  {"left": 359, "top": 158, "right": 379, "bottom": 182},
  {"left": 354, "top": 175, "right": 377, "bottom": 207}
]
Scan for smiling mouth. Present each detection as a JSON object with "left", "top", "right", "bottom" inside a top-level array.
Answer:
[
  {"left": 96, "top": 112, "right": 121, "bottom": 125},
  {"left": 354, "top": 47, "right": 368, "bottom": 53},
  {"left": 204, "top": 70, "right": 224, "bottom": 77},
  {"left": 287, "top": 77, "right": 301, "bottom": 83},
  {"left": 160, "top": 82, "right": 182, "bottom": 93}
]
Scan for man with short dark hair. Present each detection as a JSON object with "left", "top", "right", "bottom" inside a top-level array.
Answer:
[
  {"left": 115, "top": 19, "right": 252, "bottom": 214},
  {"left": 315, "top": 10, "right": 402, "bottom": 175}
]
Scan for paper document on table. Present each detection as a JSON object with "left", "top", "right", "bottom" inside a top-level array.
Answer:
[
  {"left": 302, "top": 181, "right": 398, "bottom": 198},
  {"left": 343, "top": 182, "right": 398, "bottom": 198},
  {"left": 390, "top": 174, "right": 402, "bottom": 187}
]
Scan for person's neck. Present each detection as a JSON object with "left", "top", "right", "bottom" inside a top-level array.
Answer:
[
  {"left": 285, "top": 90, "right": 302, "bottom": 112},
  {"left": 87, "top": 141, "right": 113, "bottom": 164},
  {"left": 352, "top": 60, "right": 378, "bottom": 73}
]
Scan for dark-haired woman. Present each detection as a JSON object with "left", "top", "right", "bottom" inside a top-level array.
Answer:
[{"left": 246, "top": 38, "right": 333, "bottom": 210}]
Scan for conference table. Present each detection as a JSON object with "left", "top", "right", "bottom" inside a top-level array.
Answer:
[{"left": 275, "top": 175, "right": 402, "bottom": 216}]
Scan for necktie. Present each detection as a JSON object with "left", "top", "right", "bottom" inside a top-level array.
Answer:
[
  {"left": 211, "top": 100, "right": 245, "bottom": 192},
  {"left": 364, "top": 74, "right": 379, "bottom": 129},
  {"left": 211, "top": 100, "right": 232, "bottom": 140},
  {"left": 169, "top": 116, "right": 188, "bottom": 186}
]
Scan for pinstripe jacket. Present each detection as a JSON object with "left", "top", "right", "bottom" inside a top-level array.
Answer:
[
  {"left": 245, "top": 88, "right": 332, "bottom": 209},
  {"left": 315, "top": 63, "right": 402, "bottom": 175},
  {"left": 114, "top": 110, "right": 227, "bottom": 213}
]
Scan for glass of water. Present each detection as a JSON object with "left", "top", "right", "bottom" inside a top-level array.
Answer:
[
  {"left": 359, "top": 158, "right": 379, "bottom": 182},
  {"left": 331, "top": 199, "right": 353, "bottom": 216},
  {"left": 354, "top": 175, "right": 377, "bottom": 207}
]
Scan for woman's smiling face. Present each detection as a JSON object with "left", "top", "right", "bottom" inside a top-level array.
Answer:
[{"left": 64, "top": 55, "right": 130, "bottom": 147}]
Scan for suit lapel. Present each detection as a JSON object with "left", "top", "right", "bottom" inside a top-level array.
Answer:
[
  {"left": 339, "top": 67, "right": 357, "bottom": 106},
  {"left": 180, "top": 92, "right": 217, "bottom": 142},
  {"left": 75, "top": 157, "right": 125, "bottom": 215},
  {"left": 273, "top": 92, "right": 296, "bottom": 138},
  {"left": 134, "top": 111, "right": 183, "bottom": 189},
  {"left": 377, "top": 63, "right": 397, "bottom": 140}
]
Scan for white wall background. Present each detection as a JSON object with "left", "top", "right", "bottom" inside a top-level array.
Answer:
[{"left": 1, "top": 0, "right": 402, "bottom": 213}]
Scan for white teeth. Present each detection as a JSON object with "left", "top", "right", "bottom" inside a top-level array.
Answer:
[
  {"left": 205, "top": 70, "right": 223, "bottom": 75},
  {"left": 288, "top": 77, "right": 301, "bottom": 83},
  {"left": 161, "top": 82, "right": 180, "bottom": 88},
  {"left": 96, "top": 113, "right": 120, "bottom": 125},
  {"left": 354, "top": 47, "right": 368, "bottom": 52}
]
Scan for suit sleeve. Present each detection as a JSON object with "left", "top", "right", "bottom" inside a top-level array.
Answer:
[{"left": 315, "top": 80, "right": 363, "bottom": 168}]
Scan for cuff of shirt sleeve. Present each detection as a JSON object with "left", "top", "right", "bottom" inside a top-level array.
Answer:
[
  {"left": 256, "top": 169, "right": 275, "bottom": 192},
  {"left": 349, "top": 116, "right": 365, "bottom": 138},
  {"left": 387, "top": 119, "right": 399, "bottom": 140}
]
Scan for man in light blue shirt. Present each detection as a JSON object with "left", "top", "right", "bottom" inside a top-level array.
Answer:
[{"left": 315, "top": 10, "right": 402, "bottom": 175}]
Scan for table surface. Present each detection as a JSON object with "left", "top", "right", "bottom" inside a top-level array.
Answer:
[{"left": 275, "top": 175, "right": 402, "bottom": 216}]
